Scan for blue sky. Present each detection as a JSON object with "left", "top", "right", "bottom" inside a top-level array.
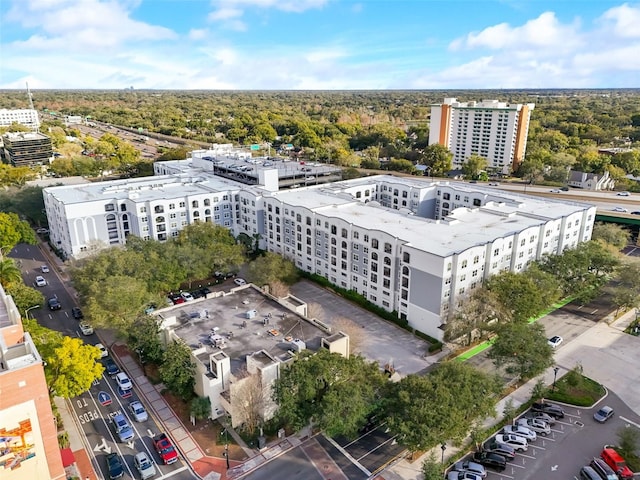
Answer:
[{"left": 1, "top": 0, "right": 639, "bottom": 89}]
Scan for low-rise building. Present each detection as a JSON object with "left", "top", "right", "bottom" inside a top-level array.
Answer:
[
  {"left": 2, "top": 131, "right": 53, "bottom": 167},
  {"left": 567, "top": 170, "right": 615, "bottom": 191}
]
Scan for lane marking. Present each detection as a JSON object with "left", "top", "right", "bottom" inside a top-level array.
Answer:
[{"left": 619, "top": 416, "right": 640, "bottom": 429}]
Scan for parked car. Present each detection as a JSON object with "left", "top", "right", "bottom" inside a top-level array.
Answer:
[
  {"left": 106, "top": 452, "right": 124, "bottom": 479},
  {"left": 113, "top": 413, "right": 134, "bottom": 442},
  {"left": 79, "top": 322, "right": 94, "bottom": 335},
  {"left": 516, "top": 417, "right": 550, "bottom": 436},
  {"left": 494, "top": 434, "right": 528, "bottom": 451},
  {"left": 105, "top": 358, "right": 120, "bottom": 376},
  {"left": 580, "top": 465, "right": 602, "bottom": 480},
  {"left": 234, "top": 278, "right": 247, "bottom": 286},
  {"left": 472, "top": 451, "right": 507, "bottom": 471},
  {"left": 40, "top": 264, "right": 50, "bottom": 273},
  {"left": 446, "top": 471, "right": 483, "bottom": 480},
  {"left": 115, "top": 372, "right": 133, "bottom": 391},
  {"left": 531, "top": 402, "right": 565, "bottom": 419},
  {"left": 601, "top": 446, "right": 634, "bottom": 479},
  {"left": 96, "top": 343, "right": 109, "bottom": 358},
  {"left": 71, "top": 307, "right": 84, "bottom": 320},
  {"left": 129, "top": 401, "right": 148, "bottom": 422},
  {"left": 453, "top": 460, "right": 487, "bottom": 478},
  {"left": 133, "top": 451, "right": 157, "bottom": 480},
  {"left": 35, "top": 275, "right": 47, "bottom": 287},
  {"left": 530, "top": 411, "right": 556, "bottom": 425},
  {"left": 180, "top": 291, "right": 194, "bottom": 302},
  {"left": 481, "top": 440, "right": 516, "bottom": 461},
  {"left": 548, "top": 335, "right": 563, "bottom": 348},
  {"left": 590, "top": 457, "right": 618, "bottom": 480},
  {"left": 168, "top": 294, "right": 185, "bottom": 305},
  {"left": 594, "top": 405, "right": 614, "bottom": 423},
  {"left": 48, "top": 296, "right": 61, "bottom": 310},
  {"left": 502, "top": 424, "right": 537, "bottom": 441}
]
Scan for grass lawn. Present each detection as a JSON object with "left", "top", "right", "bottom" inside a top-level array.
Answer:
[{"left": 545, "top": 370, "right": 605, "bottom": 406}]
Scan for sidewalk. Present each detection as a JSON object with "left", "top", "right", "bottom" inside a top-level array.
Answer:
[{"left": 54, "top": 397, "right": 98, "bottom": 480}]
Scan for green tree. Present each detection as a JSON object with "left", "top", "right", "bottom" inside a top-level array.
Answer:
[
  {"left": 592, "top": 223, "right": 630, "bottom": 250},
  {"left": 421, "top": 144, "right": 453, "bottom": 177},
  {"left": 127, "top": 315, "right": 164, "bottom": 364},
  {"left": 274, "top": 349, "right": 387, "bottom": 438},
  {"left": 609, "top": 261, "right": 640, "bottom": 315},
  {"left": 385, "top": 362, "right": 501, "bottom": 452},
  {"left": 0, "top": 164, "right": 38, "bottom": 187},
  {"left": 0, "top": 258, "right": 23, "bottom": 287},
  {"left": 190, "top": 396, "right": 212, "bottom": 422},
  {"left": 0, "top": 186, "right": 47, "bottom": 225},
  {"left": 246, "top": 252, "right": 298, "bottom": 286},
  {"left": 616, "top": 426, "right": 640, "bottom": 470},
  {"left": 159, "top": 340, "right": 196, "bottom": 401},
  {"left": 462, "top": 154, "right": 488, "bottom": 180},
  {"left": 45, "top": 336, "right": 104, "bottom": 397},
  {"left": 0, "top": 212, "right": 37, "bottom": 251},
  {"left": 487, "top": 322, "right": 554, "bottom": 381},
  {"left": 4, "top": 282, "right": 44, "bottom": 314},
  {"left": 387, "top": 158, "right": 415, "bottom": 174},
  {"left": 421, "top": 454, "right": 444, "bottom": 480}
]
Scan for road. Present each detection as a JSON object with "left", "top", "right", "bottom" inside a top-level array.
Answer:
[{"left": 10, "top": 242, "right": 196, "bottom": 480}]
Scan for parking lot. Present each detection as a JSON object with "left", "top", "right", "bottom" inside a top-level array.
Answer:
[{"left": 452, "top": 391, "right": 640, "bottom": 480}]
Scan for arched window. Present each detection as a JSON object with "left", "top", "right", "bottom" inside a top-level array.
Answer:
[
  {"left": 204, "top": 199, "right": 211, "bottom": 206},
  {"left": 155, "top": 216, "right": 165, "bottom": 223},
  {"left": 192, "top": 200, "right": 199, "bottom": 208}
]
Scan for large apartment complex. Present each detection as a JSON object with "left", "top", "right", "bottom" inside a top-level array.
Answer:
[
  {"left": 0, "top": 285, "right": 65, "bottom": 480},
  {"left": 429, "top": 98, "right": 535, "bottom": 173},
  {"left": 0, "top": 108, "right": 40, "bottom": 131},
  {"left": 43, "top": 152, "right": 595, "bottom": 340}
]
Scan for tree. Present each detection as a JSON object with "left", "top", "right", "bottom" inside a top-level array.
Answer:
[
  {"left": 127, "top": 315, "right": 164, "bottom": 364},
  {"left": 487, "top": 322, "right": 554, "bottom": 381},
  {"left": 385, "top": 362, "right": 501, "bottom": 452},
  {"left": 45, "top": 336, "right": 105, "bottom": 397},
  {"left": 0, "top": 164, "right": 37, "bottom": 187},
  {"left": 274, "top": 349, "right": 387, "bottom": 438},
  {"left": 4, "top": 282, "right": 44, "bottom": 314},
  {"left": 421, "top": 144, "right": 453, "bottom": 177},
  {"left": 0, "top": 258, "right": 23, "bottom": 287},
  {"left": 246, "top": 252, "right": 298, "bottom": 286},
  {"left": 421, "top": 454, "right": 444, "bottom": 480},
  {"left": 616, "top": 426, "right": 640, "bottom": 468},
  {"left": 159, "top": 340, "right": 196, "bottom": 401},
  {"left": 609, "top": 260, "right": 640, "bottom": 315},
  {"left": 231, "top": 367, "right": 267, "bottom": 436},
  {"left": 0, "top": 212, "right": 37, "bottom": 251},
  {"left": 0, "top": 186, "right": 47, "bottom": 226},
  {"left": 190, "top": 396, "right": 212, "bottom": 423},
  {"left": 445, "top": 288, "right": 512, "bottom": 343},
  {"left": 592, "top": 223, "right": 630, "bottom": 250},
  {"left": 462, "top": 154, "right": 488, "bottom": 180},
  {"left": 268, "top": 280, "right": 290, "bottom": 298}
]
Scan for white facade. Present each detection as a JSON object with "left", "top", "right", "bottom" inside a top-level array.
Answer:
[
  {"left": 43, "top": 163, "right": 595, "bottom": 340},
  {"left": 0, "top": 109, "right": 40, "bottom": 131},
  {"left": 429, "top": 98, "right": 535, "bottom": 173}
]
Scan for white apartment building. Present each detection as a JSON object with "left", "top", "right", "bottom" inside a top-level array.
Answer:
[
  {"left": 43, "top": 158, "right": 595, "bottom": 340},
  {"left": 429, "top": 98, "right": 535, "bottom": 173},
  {"left": 0, "top": 109, "right": 40, "bottom": 131}
]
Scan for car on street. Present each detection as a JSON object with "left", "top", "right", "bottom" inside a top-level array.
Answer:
[
  {"left": 531, "top": 402, "right": 565, "bottom": 418},
  {"left": 631, "top": 211, "right": 640, "bottom": 215},
  {"left": 481, "top": 440, "right": 515, "bottom": 460},
  {"left": 593, "top": 405, "right": 614, "bottom": 423},
  {"left": 494, "top": 434, "right": 528, "bottom": 451},
  {"left": 35, "top": 275, "right": 47, "bottom": 287},
  {"left": 36, "top": 228, "right": 49, "bottom": 235},
  {"left": 550, "top": 189, "right": 561, "bottom": 193},
  {"left": 71, "top": 307, "right": 84, "bottom": 319},
  {"left": 96, "top": 343, "right": 109, "bottom": 358},
  {"left": 446, "top": 471, "right": 483, "bottom": 480},
  {"left": 516, "top": 417, "right": 550, "bottom": 435},
  {"left": 453, "top": 460, "right": 487, "bottom": 478},
  {"left": 40, "top": 264, "right": 50, "bottom": 273},
  {"left": 129, "top": 401, "right": 148, "bottom": 422},
  {"left": 548, "top": 335, "right": 563, "bottom": 348},
  {"left": 115, "top": 372, "right": 133, "bottom": 391},
  {"left": 472, "top": 451, "right": 507, "bottom": 471},
  {"left": 47, "top": 296, "right": 61, "bottom": 310},
  {"left": 234, "top": 278, "right": 247, "bottom": 286},
  {"left": 106, "top": 452, "right": 124, "bottom": 479},
  {"left": 134, "top": 451, "right": 157, "bottom": 480},
  {"left": 617, "top": 191, "right": 631, "bottom": 196},
  {"left": 113, "top": 413, "right": 134, "bottom": 442},
  {"left": 488, "top": 182, "right": 500, "bottom": 186},
  {"left": 612, "top": 206, "right": 628, "bottom": 212},
  {"left": 79, "top": 322, "right": 94, "bottom": 335},
  {"left": 105, "top": 358, "right": 120, "bottom": 376},
  {"left": 502, "top": 424, "right": 537, "bottom": 441}
]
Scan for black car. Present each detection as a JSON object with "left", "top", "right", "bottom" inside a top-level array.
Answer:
[
  {"left": 531, "top": 402, "right": 565, "bottom": 419},
  {"left": 482, "top": 440, "right": 516, "bottom": 461},
  {"left": 106, "top": 453, "right": 124, "bottom": 479},
  {"left": 105, "top": 358, "right": 120, "bottom": 376},
  {"left": 48, "top": 297, "right": 61, "bottom": 311},
  {"left": 71, "top": 307, "right": 84, "bottom": 319},
  {"left": 473, "top": 451, "right": 507, "bottom": 471}
]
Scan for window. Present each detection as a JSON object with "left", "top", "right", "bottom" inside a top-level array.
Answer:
[
  {"left": 461, "top": 260, "right": 467, "bottom": 268},
  {"left": 473, "top": 255, "right": 479, "bottom": 264},
  {"left": 140, "top": 206, "right": 147, "bottom": 213},
  {"left": 372, "top": 239, "right": 379, "bottom": 249},
  {"left": 353, "top": 231, "right": 359, "bottom": 240},
  {"left": 105, "top": 204, "right": 115, "bottom": 212}
]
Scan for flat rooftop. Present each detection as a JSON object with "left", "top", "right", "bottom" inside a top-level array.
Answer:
[{"left": 156, "top": 286, "right": 327, "bottom": 373}]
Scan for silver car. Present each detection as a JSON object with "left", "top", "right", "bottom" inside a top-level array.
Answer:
[
  {"left": 593, "top": 405, "right": 614, "bottom": 423},
  {"left": 516, "top": 417, "right": 550, "bottom": 436},
  {"left": 134, "top": 451, "right": 156, "bottom": 479},
  {"left": 129, "top": 401, "right": 148, "bottom": 422},
  {"left": 502, "top": 424, "right": 537, "bottom": 442}
]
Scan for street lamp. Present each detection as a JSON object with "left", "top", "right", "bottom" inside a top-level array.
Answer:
[
  {"left": 221, "top": 428, "right": 230, "bottom": 469},
  {"left": 24, "top": 305, "right": 40, "bottom": 320},
  {"left": 440, "top": 443, "right": 447, "bottom": 464},
  {"left": 552, "top": 366, "right": 560, "bottom": 393}
]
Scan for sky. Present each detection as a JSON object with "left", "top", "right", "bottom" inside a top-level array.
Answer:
[{"left": 1, "top": 0, "right": 639, "bottom": 90}]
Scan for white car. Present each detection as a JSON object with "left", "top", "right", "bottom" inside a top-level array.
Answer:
[
  {"left": 134, "top": 451, "right": 156, "bottom": 480},
  {"left": 129, "top": 401, "right": 148, "bottom": 422},
  {"left": 234, "top": 278, "right": 247, "bottom": 286},
  {"left": 96, "top": 343, "right": 109, "bottom": 358},
  {"left": 548, "top": 335, "right": 563, "bottom": 348},
  {"left": 41, "top": 265, "right": 50, "bottom": 273},
  {"left": 550, "top": 189, "right": 561, "bottom": 193},
  {"left": 35, "top": 275, "right": 47, "bottom": 287},
  {"left": 502, "top": 424, "right": 537, "bottom": 441},
  {"left": 516, "top": 417, "right": 550, "bottom": 435},
  {"left": 115, "top": 372, "right": 133, "bottom": 391},
  {"left": 180, "top": 291, "right": 194, "bottom": 302},
  {"left": 79, "top": 322, "right": 94, "bottom": 336},
  {"left": 617, "top": 191, "right": 631, "bottom": 196},
  {"left": 495, "top": 434, "right": 528, "bottom": 451},
  {"left": 612, "top": 206, "right": 628, "bottom": 212}
]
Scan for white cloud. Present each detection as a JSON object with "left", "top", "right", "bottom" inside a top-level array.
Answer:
[
  {"left": 211, "top": 0, "right": 328, "bottom": 14},
  {"left": 305, "top": 48, "right": 347, "bottom": 63},
  {"left": 598, "top": 3, "right": 640, "bottom": 38},
  {"left": 208, "top": 7, "right": 243, "bottom": 21},
  {"left": 189, "top": 29, "right": 209, "bottom": 40}
]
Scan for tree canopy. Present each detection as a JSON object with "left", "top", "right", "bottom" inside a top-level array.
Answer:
[{"left": 0, "top": 212, "right": 37, "bottom": 252}]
